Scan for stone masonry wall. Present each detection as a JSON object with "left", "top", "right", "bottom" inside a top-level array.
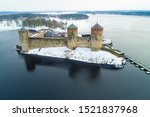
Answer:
[
  {"left": 91, "top": 40, "right": 102, "bottom": 50},
  {"left": 29, "top": 37, "right": 67, "bottom": 49},
  {"left": 19, "top": 29, "right": 103, "bottom": 51},
  {"left": 77, "top": 38, "right": 90, "bottom": 48},
  {"left": 28, "top": 36, "right": 92, "bottom": 50}
]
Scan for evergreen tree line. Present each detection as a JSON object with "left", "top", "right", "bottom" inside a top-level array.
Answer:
[
  {"left": 0, "top": 13, "right": 89, "bottom": 20},
  {"left": 0, "top": 13, "right": 49, "bottom": 20},
  {"left": 78, "top": 11, "right": 150, "bottom": 16},
  {"left": 22, "top": 18, "right": 65, "bottom": 29},
  {"left": 58, "top": 14, "right": 89, "bottom": 20}
]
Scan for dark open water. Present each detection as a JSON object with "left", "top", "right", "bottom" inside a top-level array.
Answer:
[{"left": 0, "top": 30, "right": 150, "bottom": 100}]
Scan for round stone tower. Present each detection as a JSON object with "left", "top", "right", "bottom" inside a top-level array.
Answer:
[
  {"left": 91, "top": 23, "right": 103, "bottom": 50},
  {"left": 67, "top": 23, "right": 78, "bottom": 49},
  {"left": 18, "top": 27, "right": 30, "bottom": 52}
]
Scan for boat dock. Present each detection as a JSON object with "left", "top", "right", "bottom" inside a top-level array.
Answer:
[{"left": 125, "top": 55, "right": 150, "bottom": 75}]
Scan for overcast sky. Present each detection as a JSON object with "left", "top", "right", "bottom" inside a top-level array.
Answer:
[{"left": 0, "top": 0, "right": 150, "bottom": 11}]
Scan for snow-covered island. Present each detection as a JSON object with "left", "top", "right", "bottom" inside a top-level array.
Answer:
[
  {"left": 15, "top": 15, "right": 126, "bottom": 69},
  {"left": 26, "top": 47, "right": 126, "bottom": 68}
]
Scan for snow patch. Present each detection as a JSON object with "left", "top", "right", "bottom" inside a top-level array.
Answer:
[
  {"left": 103, "top": 39, "right": 112, "bottom": 45},
  {"left": 26, "top": 47, "right": 125, "bottom": 68}
]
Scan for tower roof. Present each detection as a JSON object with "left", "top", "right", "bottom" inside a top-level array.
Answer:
[
  {"left": 67, "top": 23, "right": 77, "bottom": 29},
  {"left": 91, "top": 23, "right": 103, "bottom": 30}
]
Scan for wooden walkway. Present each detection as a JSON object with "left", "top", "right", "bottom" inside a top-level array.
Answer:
[{"left": 125, "top": 55, "right": 150, "bottom": 73}]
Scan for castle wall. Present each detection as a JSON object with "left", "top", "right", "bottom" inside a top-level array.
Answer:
[
  {"left": 91, "top": 40, "right": 102, "bottom": 50},
  {"left": 77, "top": 37, "right": 90, "bottom": 47},
  {"left": 24, "top": 36, "right": 104, "bottom": 51},
  {"left": 28, "top": 37, "right": 92, "bottom": 50},
  {"left": 102, "top": 46, "right": 124, "bottom": 57},
  {"left": 67, "top": 39, "right": 77, "bottom": 49},
  {"left": 19, "top": 31, "right": 30, "bottom": 52},
  {"left": 19, "top": 23, "right": 105, "bottom": 52},
  {"left": 29, "top": 37, "right": 67, "bottom": 49}
]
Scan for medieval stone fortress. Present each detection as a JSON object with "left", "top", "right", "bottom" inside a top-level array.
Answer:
[
  {"left": 17, "top": 23, "right": 126, "bottom": 68},
  {"left": 18, "top": 23, "right": 113, "bottom": 52}
]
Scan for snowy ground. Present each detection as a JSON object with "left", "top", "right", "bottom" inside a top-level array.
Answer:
[
  {"left": 103, "top": 39, "right": 112, "bottom": 45},
  {"left": 27, "top": 47, "right": 126, "bottom": 68},
  {"left": 0, "top": 20, "right": 21, "bottom": 32},
  {"left": 0, "top": 23, "right": 64, "bottom": 32}
]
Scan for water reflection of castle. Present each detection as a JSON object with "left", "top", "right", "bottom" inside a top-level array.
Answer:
[{"left": 23, "top": 55, "right": 100, "bottom": 79}]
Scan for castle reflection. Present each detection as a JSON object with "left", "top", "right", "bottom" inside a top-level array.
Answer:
[{"left": 23, "top": 54, "right": 100, "bottom": 79}]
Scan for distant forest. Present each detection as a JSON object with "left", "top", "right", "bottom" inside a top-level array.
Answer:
[
  {"left": 58, "top": 14, "right": 89, "bottom": 20},
  {"left": 0, "top": 13, "right": 49, "bottom": 20},
  {"left": 77, "top": 10, "right": 150, "bottom": 16},
  {"left": 22, "top": 18, "right": 65, "bottom": 29},
  {"left": 0, "top": 13, "right": 89, "bottom": 21},
  {"left": 1, "top": 11, "right": 150, "bottom": 20},
  {"left": 0, "top": 13, "right": 89, "bottom": 29}
]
